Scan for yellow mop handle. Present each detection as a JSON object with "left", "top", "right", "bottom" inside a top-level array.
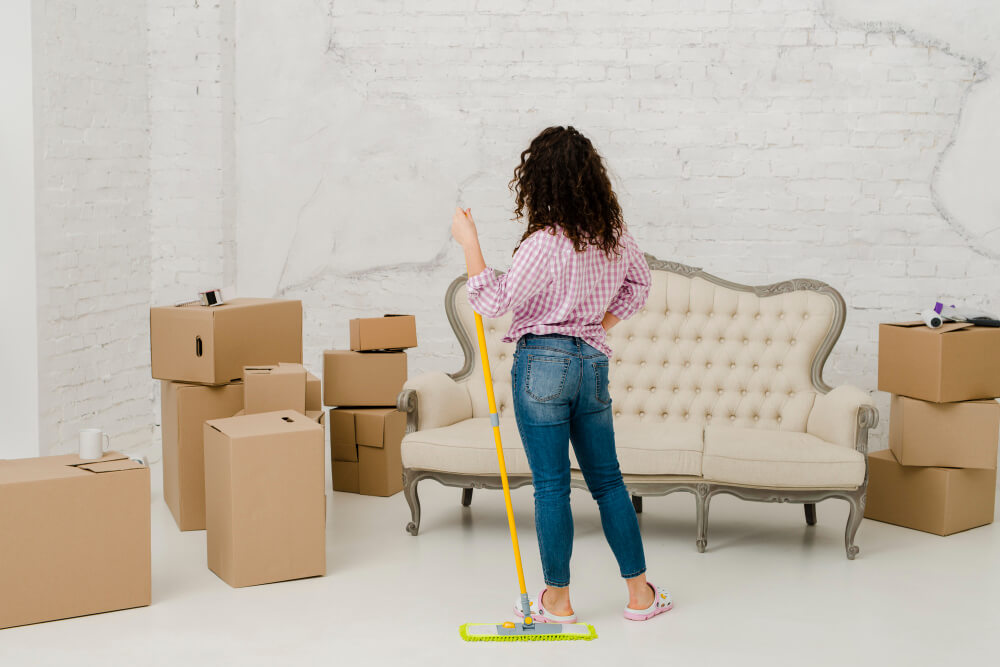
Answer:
[{"left": 469, "top": 274, "right": 529, "bottom": 601}]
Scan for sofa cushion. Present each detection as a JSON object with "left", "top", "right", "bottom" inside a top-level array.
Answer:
[
  {"left": 702, "top": 425, "right": 864, "bottom": 488},
  {"left": 401, "top": 417, "right": 704, "bottom": 476}
]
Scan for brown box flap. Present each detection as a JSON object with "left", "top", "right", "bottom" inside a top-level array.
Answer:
[
  {"left": 206, "top": 410, "right": 322, "bottom": 439},
  {"left": 74, "top": 458, "right": 146, "bottom": 473}
]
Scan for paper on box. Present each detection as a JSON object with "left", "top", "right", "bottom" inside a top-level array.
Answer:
[
  {"left": 161, "top": 380, "right": 244, "bottom": 531},
  {"left": 349, "top": 314, "right": 417, "bottom": 351},
  {"left": 889, "top": 394, "right": 1000, "bottom": 469},
  {"left": 864, "top": 449, "right": 996, "bottom": 536},
  {"left": 0, "top": 453, "right": 150, "bottom": 629},
  {"left": 878, "top": 321, "right": 1000, "bottom": 402},
  {"left": 204, "top": 411, "right": 326, "bottom": 588},
  {"left": 151, "top": 298, "right": 302, "bottom": 385},
  {"left": 323, "top": 350, "right": 407, "bottom": 407}
]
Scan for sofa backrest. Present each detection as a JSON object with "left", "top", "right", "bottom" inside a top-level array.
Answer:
[{"left": 446, "top": 256, "right": 844, "bottom": 433}]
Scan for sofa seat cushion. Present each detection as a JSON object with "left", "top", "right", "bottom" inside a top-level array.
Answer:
[
  {"left": 702, "top": 425, "right": 864, "bottom": 488},
  {"left": 402, "top": 417, "right": 704, "bottom": 476},
  {"left": 612, "top": 417, "right": 703, "bottom": 476},
  {"left": 402, "top": 418, "right": 531, "bottom": 475}
]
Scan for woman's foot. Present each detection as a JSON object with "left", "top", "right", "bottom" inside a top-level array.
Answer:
[
  {"left": 623, "top": 582, "right": 673, "bottom": 621},
  {"left": 512, "top": 587, "right": 577, "bottom": 623}
]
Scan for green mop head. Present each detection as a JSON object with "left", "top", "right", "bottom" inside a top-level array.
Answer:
[{"left": 459, "top": 620, "right": 597, "bottom": 642}]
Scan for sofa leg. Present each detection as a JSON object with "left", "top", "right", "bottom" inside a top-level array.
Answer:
[
  {"left": 804, "top": 503, "right": 817, "bottom": 526},
  {"left": 403, "top": 470, "right": 422, "bottom": 536},
  {"left": 844, "top": 493, "right": 863, "bottom": 560},
  {"left": 632, "top": 495, "right": 642, "bottom": 514},
  {"left": 695, "top": 485, "right": 711, "bottom": 553},
  {"left": 461, "top": 488, "right": 473, "bottom": 507}
]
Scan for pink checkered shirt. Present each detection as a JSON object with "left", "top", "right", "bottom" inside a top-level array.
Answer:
[{"left": 467, "top": 227, "right": 652, "bottom": 357}]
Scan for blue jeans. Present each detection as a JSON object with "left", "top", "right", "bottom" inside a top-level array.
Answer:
[{"left": 511, "top": 333, "right": 646, "bottom": 588}]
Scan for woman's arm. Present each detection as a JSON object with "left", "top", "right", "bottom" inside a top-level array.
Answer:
[
  {"left": 451, "top": 207, "right": 553, "bottom": 318},
  {"left": 606, "top": 237, "right": 652, "bottom": 322},
  {"left": 601, "top": 311, "right": 622, "bottom": 331}
]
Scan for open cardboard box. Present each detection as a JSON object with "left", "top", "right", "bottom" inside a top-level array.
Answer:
[
  {"left": 0, "top": 453, "right": 150, "bottom": 630},
  {"left": 204, "top": 410, "right": 326, "bottom": 588},
  {"left": 328, "top": 407, "right": 405, "bottom": 496},
  {"left": 878, "top": 321, "right": 1000, "bottom": 402},
  {"left": 161, "top": 380, "right": 244, "bottom": 531},
  {"left": 151, "top": 298, "right": 302, "bottom": 385}
]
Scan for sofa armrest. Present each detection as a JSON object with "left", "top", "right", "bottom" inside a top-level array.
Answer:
[
  {"left": 397, "top": 371, "right": 473, "bottom": 433},
  {"left": 806, "top": 385, "right": 880, "bottom": 452}
]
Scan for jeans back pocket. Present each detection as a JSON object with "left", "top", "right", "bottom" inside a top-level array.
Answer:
[
  {"left": 524, "top": 355, "right": 571, "bottom": 402},
  {"left": 594, "top": 359, "right": 612, "bottom": 405}
]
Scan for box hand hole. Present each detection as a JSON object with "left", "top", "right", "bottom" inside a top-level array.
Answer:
[{"left": 195, "top": 336, "right": 203, "bottom": 357}]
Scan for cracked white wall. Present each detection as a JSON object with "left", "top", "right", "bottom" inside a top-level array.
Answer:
[{"left": 234, "top": 0, "right": 1000, "bottom": 451}]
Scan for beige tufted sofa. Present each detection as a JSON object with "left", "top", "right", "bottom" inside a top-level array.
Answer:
[{"left": 397, "top": 256, "right": 878, "bottom": 559}]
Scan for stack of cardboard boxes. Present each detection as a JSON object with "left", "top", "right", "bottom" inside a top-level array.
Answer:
[
  {"left": 325, "top": 315, "right": 415, "bottom": 497},
  {"left": 867, "top": 321, "right": 1000, "bottom": 535},
  {"left": 152, "top": 298, "right": 326, "bottom": 587}
]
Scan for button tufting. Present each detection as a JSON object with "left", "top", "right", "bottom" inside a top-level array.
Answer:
[
  {"left": 779, "top": 312, "right": 785, "bottom": 319},
  {"left": 639, "top": 361, "right": 646, "bottom": 367},
  {"left": 661, "top": 411, "right": 668, "bottom": 418},
  {"left": 616, "top": 359, "right": 622, "bottom": 366},
  {"left": 499, "top": 353, "right": 506, "bottom": 360},
  {"left": 627, "top": 386, "right": 633, "bottom": 392},
  {"left": 705, "top": 362, "right": 712, "bottom": 369},
  {"left": 674, "top": 337, "right": 680, "bottom": 343},
  {"left": 706, "top": 412, "right": 712, "bottom": 419},
  {"left": 754, "top": 313, "right": 760, "bottom": 320},
  {"left": 740, "top": 389, "right": 746, "bottom": 396},
  {"left": 804, "top": 313, "right": 810, "bottom": 320},
  {"left": 628, "top": 334, "right": 634, "bottom": 341},
  {"left": 730, "top": 362, "right": 736, "bottom": 369},
  {"left": 753, "top": 415, "right": 759, "bottom": 421},
  {"left": 717, "top": 388, "right": 724, "bottom": 395},
  {"left": 731, "top": 313, "right": 737, "bottom": 319},
  {"left": 639, "top": 411, "right": 645, "bottom": 417},
  {"left": 661, "top": 361, "right": 668, "bottom": 367},
  {"left": 615, "top": 411, "right": 621, "bottom": 417},
  {"left": 695, "top": 388, "right": 701, "bottom": 394},
  {"left": 777, "top": 417, "right": 782, "bottom": 423},
  {"left": 729, "top": 414, "right": 736, "bottom": 421},
  {"left": 790, "top": 339, "right": 796, "bottom": 345},
  {"left": 683, "top": 412, "right": 689, "bottom": 419},
  {"left": 743, "top": 338, "right": 749, "bottom": 345},
  {"left": 684, "top": 361, "right": 690, "bottom": 367},
  {"left": 672, "top": 387, "right": 679, "bottom": 393},
  {"left": 777, "top": 364, "right": 783, "bottom": 371},
  {"left": 753, "top": 364, "right": 759, "bottom": 371},
  {"left": 696, "top": 336, "right": 702, "bottom": 343},
  {"left": 765, "top": 338, "right": 771, "bottom": 345},
  {"left": 651, "top": 336, "right": 658, "bottom": 342},
  {"left": 719, "top": 337, "right": 725, "bottom": 343},
  {"left": 765, "top": 390, "right": 770, "bottom": 396}
]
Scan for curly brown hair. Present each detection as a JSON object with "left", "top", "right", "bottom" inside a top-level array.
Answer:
[{"left": 510, "top": 126, "right": 625, "bottom": 257}]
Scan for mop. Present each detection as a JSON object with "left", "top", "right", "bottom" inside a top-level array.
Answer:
[{"left": 458, "top": 261, "right": 597, "bottom": 642}]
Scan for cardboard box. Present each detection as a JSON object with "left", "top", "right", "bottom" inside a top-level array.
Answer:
[
  {"left": 151, "top": 298, "right": 302, "bottom": 385},
  {"left": 161, "top": 380, "right": 244, "bottom": 531},
  {"left": 243, "top": 363, "right": 307, "bottom": 415},
  {"left": 306, "top": 371, "right": 321, "bottom": 411},
  {"left": 204, "top": 411, "right": 326, "bottom": 588},
  {"left": 332, "top": 461, "right": 360, "bottom": 494},
  {"left": 878, "top": 321, "right": 1000, "bottom": 402},
  {"left": 889, "top": 394, "right": 1000, "bottom": 469},
  {"left": 864, "top": 449, "right": 996, "bottom": 536},
  {"left": 349, "top": 314, "right": 417, "bottom": 351},
  {"left": 0, "top": 453, "right": 150, "bottom": 629},
  {"left": 323, "top": 350, "right": 407, "bottom": 407}
]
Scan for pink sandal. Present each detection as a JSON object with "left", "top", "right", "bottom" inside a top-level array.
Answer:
[
  {"left": 512, "top": 588, "right": 579, "bottom": 624},
  {"left": 623, "top": 582, "right": 672, "bottom": 621}
]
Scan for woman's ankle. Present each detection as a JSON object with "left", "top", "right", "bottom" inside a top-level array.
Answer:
[
  {"left": 625, "top": 574, "right": 653, "bottom": 609},
  {"left": 542, "top": 586, "right": 574, "bottom": 616}
]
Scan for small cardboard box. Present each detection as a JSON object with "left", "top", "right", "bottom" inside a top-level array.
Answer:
[
  {"left": 0, "top": 453, "right": 150, "bottom": 630},
  {"left": 889, "top": 394, "right": 1000, "bottom": 469},
  {"left": 151, "top": 298, "right": 302, "bottom": 385},
  {"left": 323, "top": 350, "right": 407, "bottom": 407},
  {"left": 204, "top": 411, "right": 326, "bottom": 588},
  {"left": 161, "top": 380, "right": 244, "bottom": 531},
  {"left": 878, "top": 321, "right": 1000, "bottom": 402},
  {"left": 864, "top": 449, "right": 996, "bottom": 536},
  {"left": 349, "top": 314, "right": 417, "bottom": 351},
  {"left": 306, "top": 371, "right": 321, "bottom": 411},
  {"left": 243, "top": 363, "right": 307, "bottom": 415},
  {"left": 332, "top": 461, "right": 360, "bottom": 494}
]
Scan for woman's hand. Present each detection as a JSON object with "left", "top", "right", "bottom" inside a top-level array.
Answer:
[{"left": 451, "top": 207, "right": 478, "bottom": 247}]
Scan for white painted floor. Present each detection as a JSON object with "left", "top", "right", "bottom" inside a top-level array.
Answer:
[{"left": 2, "top": 460, "right": 998, "bottom": 666}]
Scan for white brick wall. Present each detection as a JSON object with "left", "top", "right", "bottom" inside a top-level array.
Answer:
[
  {"left": 26, "top": 0, "right": 999, "bottom": 458},
  {"left": 34, "top": 0, "right": 153, "bottom": 455},
  {"left": 235, "top": 0, "right": 999, "bottom": 451}
]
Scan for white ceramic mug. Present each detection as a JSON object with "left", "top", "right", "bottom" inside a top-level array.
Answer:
[{"left": 79, "top": 428, "right": 110, "bottom": 460}]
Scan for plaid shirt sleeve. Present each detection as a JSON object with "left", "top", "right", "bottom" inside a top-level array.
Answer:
[
  {"left": 606, "top": 237, "right": 651, "bottom": 320},
  {"left": 467, "top": 232, "right": 554, "bottom": 318}
]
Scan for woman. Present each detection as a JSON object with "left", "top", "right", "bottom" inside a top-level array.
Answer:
[{"left": 450, "top": 126, "right": 672, "bottom": 623}]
